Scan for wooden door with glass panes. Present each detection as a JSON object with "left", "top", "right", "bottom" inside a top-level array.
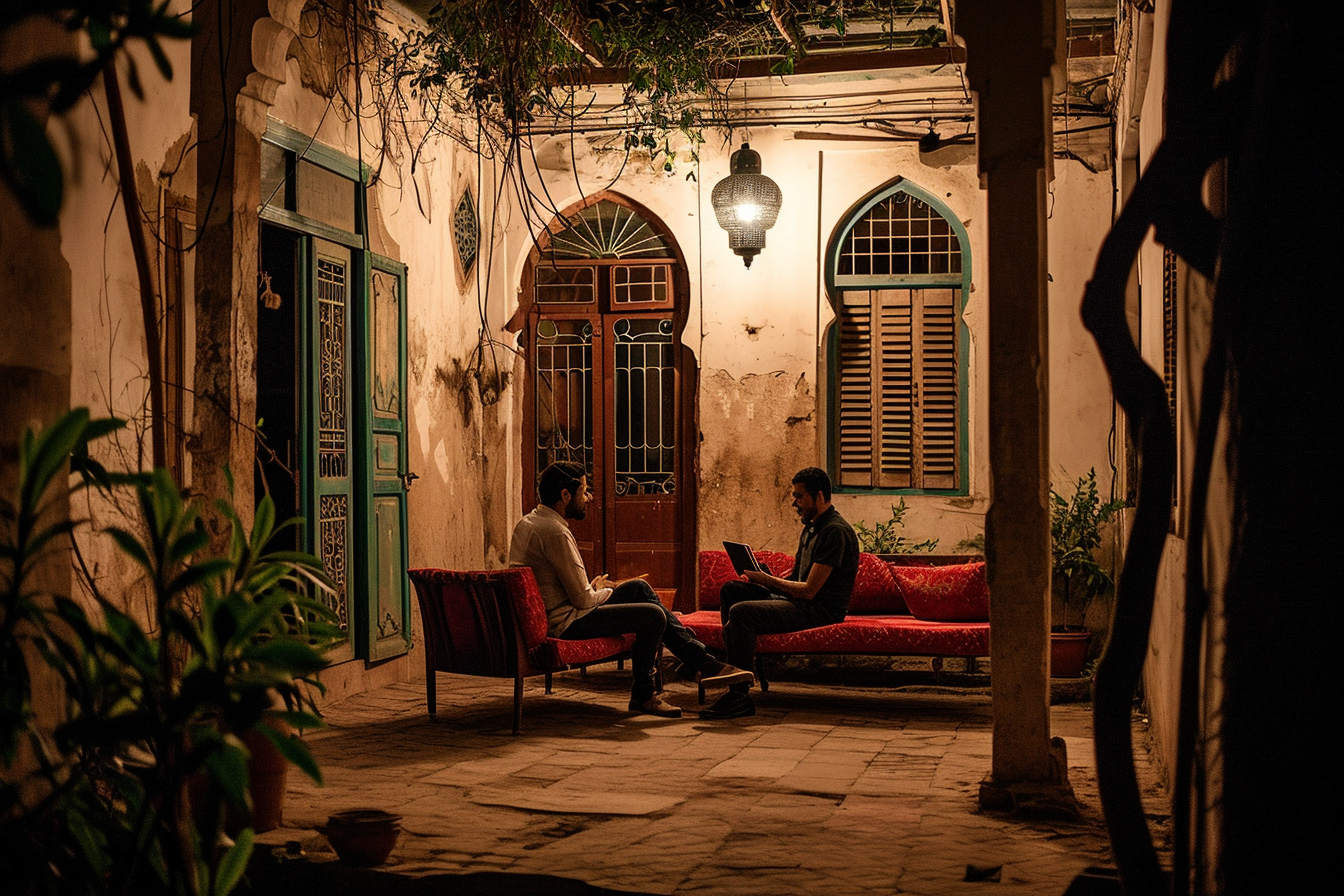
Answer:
[{"left": 523, "top": 199, "right": 688, "bottom": 604}]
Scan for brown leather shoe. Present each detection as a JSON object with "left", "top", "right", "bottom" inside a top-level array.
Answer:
[
  {"left": 629, "top": 695, "right": 683, "bottom": 718},
  {"left": 698, "top": 661, "right": 756, "bottom": 688}
]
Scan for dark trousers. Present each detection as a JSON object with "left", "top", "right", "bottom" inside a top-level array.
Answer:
[
  {"left": 719, "top": 580, "right": 839, "bottom": 693},
  {"left": 604, "top": 579, "right": 714, "bottom": 672},
  {"left": 560, "top": 579, "right": 702, "bottom": 702}
]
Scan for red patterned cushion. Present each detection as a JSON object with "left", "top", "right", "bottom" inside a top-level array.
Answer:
[
  {"left": 530, "top": 633, "right": 638, "bottom": 670},
  {"left": 500, "top": 567, "right": 550, "bottom": 649},
  {"left": 696, "top": 549, "right": 793, "bottom": 610},
  {"left": 890, "top": 561, "right": 990, "bottom": 622},
  {"left": 677, "top": 610, "right": 724, "bottom": 649},
  {"left": 848, "top": 553, "right": 906, "bottom": 614},
  {"left": 677, "top": 612, "right": 988, "bottom": 657}
]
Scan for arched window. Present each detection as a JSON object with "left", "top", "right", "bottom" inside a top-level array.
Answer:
[{"left": 826, "top": 180, "right": 971, "bottom": 493}]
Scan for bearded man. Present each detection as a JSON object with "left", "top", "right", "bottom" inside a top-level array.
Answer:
[{"left": 509, "top": 461, "right": 752, "bottom": 718}]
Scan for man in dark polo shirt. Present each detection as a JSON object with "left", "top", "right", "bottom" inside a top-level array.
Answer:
[{"left": 701, "top": 467, "right": 860, "bottom": 719}]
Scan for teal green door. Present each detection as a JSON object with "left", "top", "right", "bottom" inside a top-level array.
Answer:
[
  {"left": 306, "top": 238, "right": 356, "bottom": 663},
  {"left": 357, "top": 258, "right": 411, "bottom": 660},
  {"left": 260, "top": 122, "right": 411, "bottom": 664},
  {"left": 299, "top": 240, "right": 410, "bottom": 663}
]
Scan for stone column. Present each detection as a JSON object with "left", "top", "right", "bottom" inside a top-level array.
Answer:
[
  {"left": 0, "top": 13, "right": 75, "bottom": 810},
  {"left": 189, "top": 0, "right": 298, "bottom": 534},
  {"left": 960, "top": 0, "right": 1064, "bottom": 794}
]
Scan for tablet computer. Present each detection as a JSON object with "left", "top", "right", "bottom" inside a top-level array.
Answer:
[{"left": 722, "top": 541, "right": 764, "bottom": 575}]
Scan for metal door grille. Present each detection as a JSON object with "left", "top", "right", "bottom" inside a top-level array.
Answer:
[
  {"left": 317, "top": 257, "right": 347, "bottom": 478},
  {"left": 613, "top": 318, "right": 675, "bottom": 495}
]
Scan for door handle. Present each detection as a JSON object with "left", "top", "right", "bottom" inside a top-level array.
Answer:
[{"left": 400, "top": 472, "right": 419, "bottom": 491}]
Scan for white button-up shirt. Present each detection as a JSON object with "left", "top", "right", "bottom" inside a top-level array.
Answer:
[{"left": 508, "top": 505, "right": 613, "bottom": 635}]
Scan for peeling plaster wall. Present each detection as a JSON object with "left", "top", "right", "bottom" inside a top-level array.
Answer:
[{"left": 50, "top": 20, "right": 198, "bottom": 622}]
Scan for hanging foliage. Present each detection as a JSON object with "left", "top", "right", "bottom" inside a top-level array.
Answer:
[{"left": 387, "top": 0, "right": 866, "bottom": 165}]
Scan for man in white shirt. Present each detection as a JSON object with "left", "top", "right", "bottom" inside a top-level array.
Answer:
[{"left": 509, "top": 462, "right": 752, "bottom": 718}]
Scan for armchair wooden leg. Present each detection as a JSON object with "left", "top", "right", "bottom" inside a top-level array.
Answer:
[
  {"left": 513, "top": 677, "right": 523, "bottom": 735},
  {"left": 932, "top": 655, "right": 944, "bottom": 684},
  {"left": 756, "top": 657, "right": 770, "bottom": 693},
  {"left": 426, "top": 666, "right": 437, "bottom": 719},
  {"left": 545, "top": 671, "right": 553, "bottom": 694}
]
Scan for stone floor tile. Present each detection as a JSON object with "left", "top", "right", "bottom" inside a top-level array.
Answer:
[{"left": 257, "top": 678, "right": 1166, "bottom": 895}]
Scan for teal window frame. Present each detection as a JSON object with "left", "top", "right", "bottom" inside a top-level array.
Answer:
[{"left": 824, "top": 178, "right": 972, "bottom": 496}]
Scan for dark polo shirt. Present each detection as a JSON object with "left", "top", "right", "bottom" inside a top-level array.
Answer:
[{"left": 789, "top": 505, "right": 859, "bottom": 620}]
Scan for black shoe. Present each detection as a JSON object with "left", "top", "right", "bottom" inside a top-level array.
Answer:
[{"left": 699, "top": 691, "right": 755, "bottom": 720}]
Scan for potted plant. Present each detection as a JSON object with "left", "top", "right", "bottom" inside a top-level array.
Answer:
[
  {"left": 2, "top": 410, "right": 341, "bottom": 895},
  {"left": 1049, "top": 468, "right": 1126, "bottom": 677},
  {"left": 854, "top": 499, "right": 940, "bottom": 558}
]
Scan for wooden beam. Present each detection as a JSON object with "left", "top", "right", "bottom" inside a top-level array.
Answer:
[{"left": 566, "top": 45, "right": 966, "bottom": 86}]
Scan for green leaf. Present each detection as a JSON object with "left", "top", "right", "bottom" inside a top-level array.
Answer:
[
  {"left": 165, "top": 559, "right": 232, "bottom": 598},
  {"left": 21, "top": 408, "right": 88, "bottom": 508},
  {"left": 105, "top": 526, "right": 153, "bottom": 573},
  {"left": 248, "top": 640, "right": 330, "bottom": 676},
  {"left": 203, "top": 737, "right": 252, "bottom": 810},
  {"left": 257, "top": 723, "right": 323, "bottom": 785},
  {"left": 213, "top": 827, "right": 254, "bottom": 896}
]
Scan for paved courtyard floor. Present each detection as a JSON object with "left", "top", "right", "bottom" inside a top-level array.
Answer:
[{"left": 253, "top": 667, "right": 1170, "bottom": 896}]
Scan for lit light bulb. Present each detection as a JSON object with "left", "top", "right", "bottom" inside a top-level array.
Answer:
[{"left": 735, "top": 202, "right": 761, "bottom": 223}]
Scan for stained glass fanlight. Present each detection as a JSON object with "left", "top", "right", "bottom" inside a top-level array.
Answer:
[{"left": 711, "top": 143, "right": 783, "bottom": 268}]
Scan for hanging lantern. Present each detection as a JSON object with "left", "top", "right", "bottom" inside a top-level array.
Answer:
[{"left": 711, "top": 143, "right": 783, "bottom": 268}]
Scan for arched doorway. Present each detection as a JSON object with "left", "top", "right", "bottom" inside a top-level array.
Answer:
[{"left": 514, "top": 194, "right": 697, "bottom": 607}]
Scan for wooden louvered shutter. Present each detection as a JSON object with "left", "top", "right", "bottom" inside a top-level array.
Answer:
[
  {"left": 916, "top": 288, "right": 958, "bottom": 488},
  {"left": 837, "top": 292, "right": 875, "bottom": 487},
  {"left": 836, "top": 288, "right": 960, "bottom": 490},
  {"left": 877, "top": 290, "right": 914, "bottom": 488}
]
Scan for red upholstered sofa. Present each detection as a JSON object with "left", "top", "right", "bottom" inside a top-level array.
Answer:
[{"left": 678, "top": 550, "right": 991, "bottom": 700}]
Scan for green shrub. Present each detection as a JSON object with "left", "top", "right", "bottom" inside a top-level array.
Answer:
[{"left": 2, "top": 409, "right": 340, "bottom": 895}]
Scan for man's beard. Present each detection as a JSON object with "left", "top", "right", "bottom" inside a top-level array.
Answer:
[{"left": 565, "top": 495, "right": 586, "bottom": 520}]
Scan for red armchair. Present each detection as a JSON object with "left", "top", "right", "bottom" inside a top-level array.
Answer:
[{"left": 408, "top": 567, "right": 639, "bottom": 733}]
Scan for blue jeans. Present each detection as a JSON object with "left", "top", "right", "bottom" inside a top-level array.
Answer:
[{"left": 719, "top": 580, "right": 839, "bottom": 692}]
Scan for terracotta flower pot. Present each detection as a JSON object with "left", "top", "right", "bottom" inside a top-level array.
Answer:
[
  {"left": 241, "top": 726, "right": 289, "bottom": 834},
  {"left": 1050, "top": 629, "right": 1092, "bottom": 678}
]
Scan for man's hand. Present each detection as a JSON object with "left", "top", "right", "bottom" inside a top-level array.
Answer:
[
  {"left": 591, "top": 573, "right": 613, "bottom": 590},
  {"left": 742, "top": 569, "right": 774, "bottom": 587}
]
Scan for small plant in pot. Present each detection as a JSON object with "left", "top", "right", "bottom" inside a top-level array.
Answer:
[
  {"left": 854, "top": 499, "right": 939, "bottom": 556},
  {"left": 1049, "top": 468, "right": 1125, "bottom": 677}
]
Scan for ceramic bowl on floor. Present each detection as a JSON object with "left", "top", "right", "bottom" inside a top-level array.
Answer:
[{"left": 320, "top": 809, "right": 402, "bottom": 865}]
